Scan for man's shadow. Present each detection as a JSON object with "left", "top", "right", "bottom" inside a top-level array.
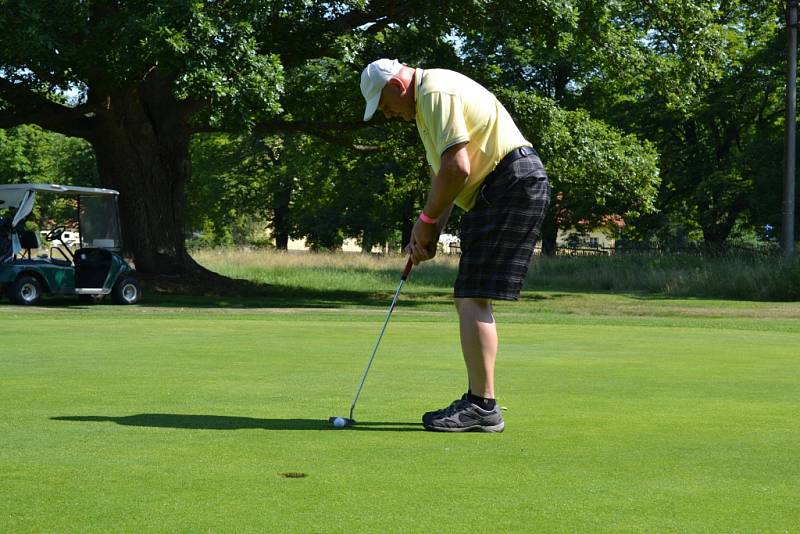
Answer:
[{"left": 51, "top": 414, "right": 422, "bottom": 432}]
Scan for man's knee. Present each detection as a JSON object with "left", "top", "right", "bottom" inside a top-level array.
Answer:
[{"left": 455, "top": 297, "right": 493, "bottom": 317}]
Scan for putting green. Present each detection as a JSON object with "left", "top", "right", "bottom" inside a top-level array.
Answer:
[{"left": 1, "top": 295, "right": 798, "bottom": 532}]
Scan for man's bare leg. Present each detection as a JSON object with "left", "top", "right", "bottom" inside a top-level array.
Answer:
[
  {"left": 421, "top": 297, "right": 504, "bottom": 431},
  {"left": 455, "top": 297, "right": 497, "bottom": 399}
]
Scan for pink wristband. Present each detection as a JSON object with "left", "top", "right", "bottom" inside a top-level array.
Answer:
[{"left": 419, "top": 212, "right": 438, "bottom": 224}]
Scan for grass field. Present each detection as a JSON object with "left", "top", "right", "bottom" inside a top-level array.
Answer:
[{"left": 2, "top": 253, "right": 799, "bottom": 532}]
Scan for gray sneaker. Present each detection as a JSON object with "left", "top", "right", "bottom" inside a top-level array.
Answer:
[
  {"left": 422, "top": 393, "right": 468, "bottom": 421},
  {"left": 422, "top": 397, "right": 505, "bottom": 432}
]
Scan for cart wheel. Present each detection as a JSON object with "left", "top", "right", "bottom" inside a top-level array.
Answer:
[
  {"left": 112, "top": 276, "right": 141, "bottom": 305},
  {"left": 8, "top": 275, "right": 43, "bottom": 305}
]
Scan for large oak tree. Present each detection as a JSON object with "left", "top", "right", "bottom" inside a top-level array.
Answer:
[
  {"left": 2, "top": 0, "right": 666, "bottom": 272},
  {"left": 0, "top": 1, "right": 436, "bottom": 273}
]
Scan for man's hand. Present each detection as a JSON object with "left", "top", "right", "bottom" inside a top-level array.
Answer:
[{"left": 405, "top": 218, "right": 439, "bottom": 265}]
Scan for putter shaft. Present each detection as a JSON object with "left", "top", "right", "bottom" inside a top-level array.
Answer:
[{"left": 348, "top": 257, "right": 413, "bottom": 421}]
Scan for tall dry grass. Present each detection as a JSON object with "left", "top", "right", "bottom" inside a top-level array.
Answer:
[
  {"left": 526, "top": 253, "right": 800, "bottom": 301},
  {"left": 192, "top": 248, "right": 460, "bottom": 291},
  {"left": 192, "top": 248, "right": 800, "bottom": 301}
]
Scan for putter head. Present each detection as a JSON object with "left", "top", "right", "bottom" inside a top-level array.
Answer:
[{"left": 328, "top": 416, "right": 356, "bottom": 428}]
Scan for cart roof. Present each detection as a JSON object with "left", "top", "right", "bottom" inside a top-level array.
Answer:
[
  {"left": 0, "top": 184, "right": 121, "bottom": 231},
  {"left": 0, "top": 183, "right": 118, "bottom": 198},
  {"left": 0, "top": 184, "right": 119, "bottom": 211}
]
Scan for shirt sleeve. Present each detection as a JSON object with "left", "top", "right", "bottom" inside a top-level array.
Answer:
[{"left": 422, "top": 91, "right": 470, "bottom": 156}]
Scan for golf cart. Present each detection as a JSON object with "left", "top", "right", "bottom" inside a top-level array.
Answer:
[{"left": 0, "top": 183, "right": 141, "bottom": 306}]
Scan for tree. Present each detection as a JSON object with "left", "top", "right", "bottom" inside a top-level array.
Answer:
[
  {"left": 1, "top": 0, "right": 505, "bottom": 273},
  {"left": 8, "top": 0, "right": 767, "bottom": 272},
  {"left": 0, "top": 125, "right": 96, "bottom": 186},
  {"left": 0, "top": 2, "right": 284, "bottom": 273},
  {"left": 0, "top": 2, "right": 417, "bottom": 271},
  {"left": 0, "top": 124, "right": 98, "bottom": 226},
  {"left": 579, "top": 0, "right": 786, "bottom": 246},
  {"left": 502, "top": 91, "right": 660, "bottom": 253},
  {"left": 457, "top": 0, "right": 785, "bottom": 247},
  {"left": 241, "top": 0, "right": 659, "bottom": 254},
  {"left": 187, "top": 132, "right": 282, "bottom": 247}
]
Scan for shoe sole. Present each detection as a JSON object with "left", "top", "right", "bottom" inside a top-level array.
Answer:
[{"left": 423, "top": 422, "right": 505, "bottom": 433}]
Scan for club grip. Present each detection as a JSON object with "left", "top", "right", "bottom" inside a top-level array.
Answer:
[{"left": 401, "top": 256, "right": 413, "bottom": 280}]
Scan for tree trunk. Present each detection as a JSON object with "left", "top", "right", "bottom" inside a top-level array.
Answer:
[
  {"left": 88, "top": 74, "right": 201, "bottom": 275},
  {"left": 271, "top": 176, "right": 293, "bottom": 250},
  {"left": 701, "top": 222, "right": 734, "bottom": 253},
  {"left": 274, "top": 230, "right": 289, "bottom": 250},
  {"left": 540, "top": 208, "right": 559, "bottom": 256},
  {"left": 698, "top": 193, "right": 749, "bottom": 253}
]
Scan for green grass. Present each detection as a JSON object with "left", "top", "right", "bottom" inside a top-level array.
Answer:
[{"left": 2, "top": 255, "right": 799, "bottom": 532}]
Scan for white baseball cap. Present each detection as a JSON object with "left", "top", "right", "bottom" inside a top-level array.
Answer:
[{"left": 360, "top": 58, "right": 403, "bottom": 121}]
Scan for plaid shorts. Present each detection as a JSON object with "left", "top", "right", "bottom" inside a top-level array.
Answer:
[{"left": 454, "top": 149, "right": 550, "bottom": 301}]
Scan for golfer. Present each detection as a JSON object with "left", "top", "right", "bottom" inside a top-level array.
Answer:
[{"left": 360, "top": 59, "right": 550, "bottom": 432}]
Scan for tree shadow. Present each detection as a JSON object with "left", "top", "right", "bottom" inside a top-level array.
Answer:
[
  {"left": 51, "top": 414, "right": 423, "bottom": 432},
  {"left": 19, "top": 284, "right": 448, "bottom": 310},
  {"left": 142, "top": 285, "right": 432, "bottom": 310},
  {"left": 127, "top": 265, "right": 460, "bottom": 309},
  {"left": 517, "top": 292, "right": 573, "bottom": 302}
]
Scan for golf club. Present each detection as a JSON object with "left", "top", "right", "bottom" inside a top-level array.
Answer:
[{"left": 329, "top": 256, "right": 414, "bottom": 428}]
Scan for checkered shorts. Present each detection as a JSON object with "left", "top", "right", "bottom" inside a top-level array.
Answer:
[{"left": 454, "top": 152, "right": 550, "bottom": 301}]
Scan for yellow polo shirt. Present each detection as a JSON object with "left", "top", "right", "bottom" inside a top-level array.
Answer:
[{"left": 414, "top": 68, "right": 530, "bottom": 210}]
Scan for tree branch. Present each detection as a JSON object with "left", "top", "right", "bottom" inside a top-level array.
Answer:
[
  {"left": 321, "top": 1, "right": 415, "bottom": 35},
  {"left": 303, "top": 129, "right": 381, "bottom": 153},
  {"left": 255, "top": 119, "right": 379, "bottom": 134},
  {"left": 0, "top": 78, "right": 96, "bottom": 139},
  {"left": 192, "top": 118, "right": 384, "bottom": 152},
  {"left": 257, "top": 119, "right": 384, "bottom": 152},
  {"left": 270, "top": 1, "right": 420, "bottom": 67}
]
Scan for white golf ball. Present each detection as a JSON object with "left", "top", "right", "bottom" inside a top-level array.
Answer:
[{"left": 333, "top": 417, "right": 346, "bottom": 428}]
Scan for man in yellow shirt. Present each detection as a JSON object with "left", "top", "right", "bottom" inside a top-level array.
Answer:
[{"left": 361, "top": 59, "right": 550, "bottom": 432}]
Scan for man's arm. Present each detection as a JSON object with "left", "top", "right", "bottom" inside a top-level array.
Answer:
[
  {"left": 424, "top": 142, "right": 470, "bottom": 219},
  {"left": 406, "top": 142, "right": 469, "bottom": 264}
]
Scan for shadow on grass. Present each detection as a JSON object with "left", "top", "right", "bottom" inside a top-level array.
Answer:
[
  {"left": 51, "top": 414, "right": 423, "bottom": 432},
  {"left": 22, "top": 285, "right": 449, "bottom": 310},
  {"left": 138, "top": 287, "right": 584, "bottom": 310},
  {"left": 517, "top": 292, "right": 573, "bottom": 301},
  {"left": 143, "top": 285, "right": 442, "bottom": 310},
  {"left": 18, "top": 286, "right": 580, "bottom": 310}
]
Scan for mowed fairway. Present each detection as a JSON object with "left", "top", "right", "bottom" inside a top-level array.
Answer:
[{"left": 1, "top": 292, "right": 799, "bottom": 532}]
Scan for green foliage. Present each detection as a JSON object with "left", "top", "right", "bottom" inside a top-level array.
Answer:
[
  {"left": 162, "top": 6, "right": 285, "bottom": 129},
  {"left": 455, "top": 0, "right": 787, "bottom": 245},
  {"left": 280, "top": 130, "right": 424, "bottom": 251},
  {"left": 187, "top": 132, "right": 282, "bottom": 246},
  {"left": 579, "top": 0, "right": 786, "bottom": 244},
  {"left": 501, "top": 90, "right": 660, "bottom": 227},
  {"left": 0, "top": 125, "right": 94, "bottom": 185},
  {"left": 0, "top": 125, "right": 97, "bottom": 225},
  {"left": 189, "top": 114, "right": 431, "bottom": 251},
  {"left": 0, "top": 1, "right": 285, "bottom": 130},
  {"left": 0, "top": 0, "right": 793, "bottom": 259}
]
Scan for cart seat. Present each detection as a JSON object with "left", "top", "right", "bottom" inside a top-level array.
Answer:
[{"left": 19, "top": 230, "right": 40, "bottom": 250}]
